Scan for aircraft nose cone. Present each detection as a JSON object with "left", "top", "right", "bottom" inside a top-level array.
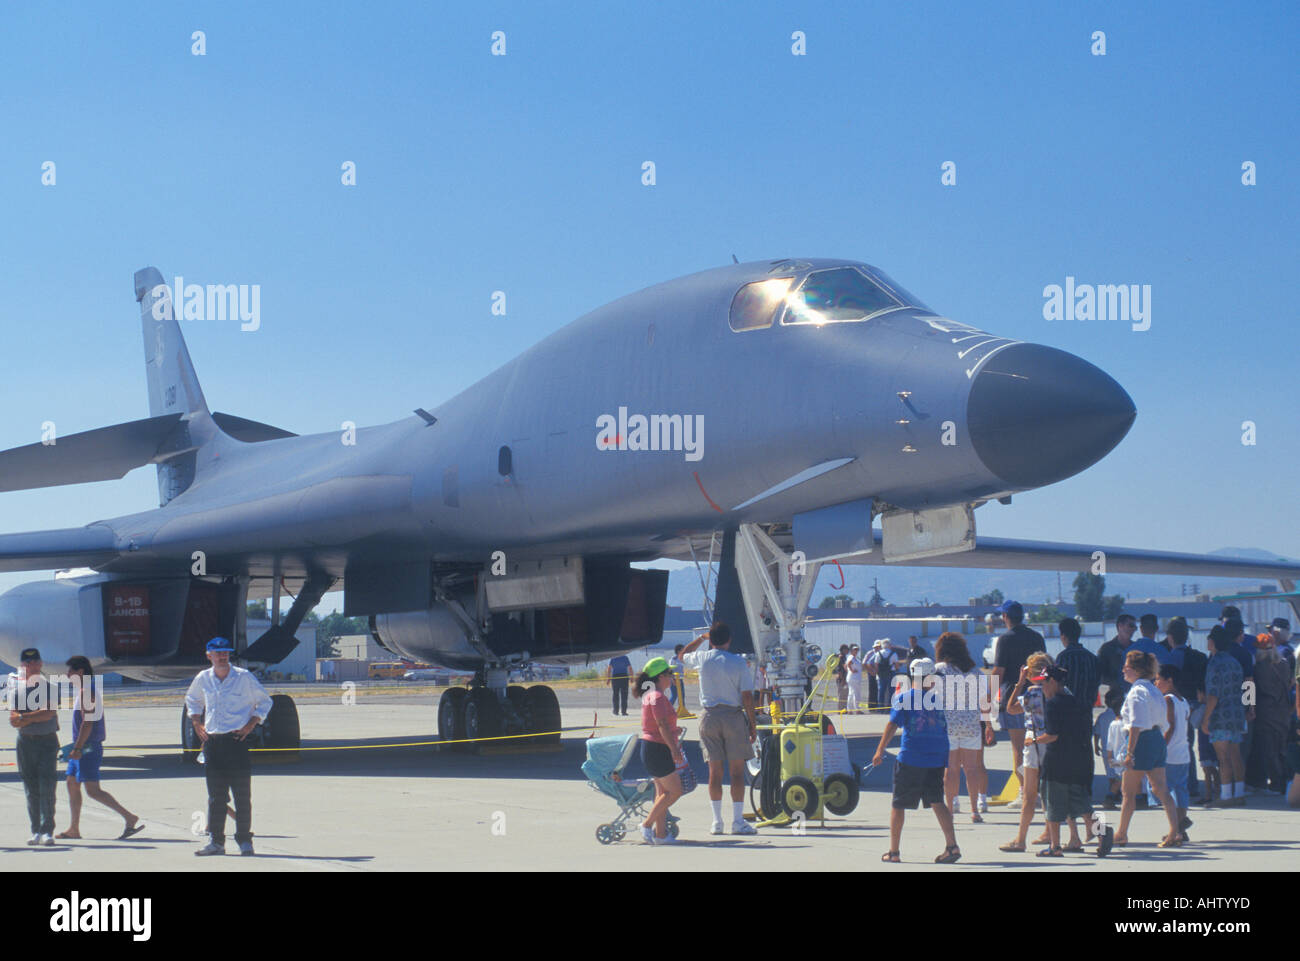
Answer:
[{"left": 967, "top": 344, "right": 1135, "bottom": 489}]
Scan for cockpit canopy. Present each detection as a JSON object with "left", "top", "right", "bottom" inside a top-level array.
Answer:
[{"left": 729, "top": 264, "right": 929, "bottom": 332}]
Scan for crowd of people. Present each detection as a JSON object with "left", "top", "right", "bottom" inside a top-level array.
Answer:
[
  {"left": 877, "top": 600, "right": 1300, "bottom": 861},
  {"left": 639, "top": 601, "right": 1299, "bottom": 858}
]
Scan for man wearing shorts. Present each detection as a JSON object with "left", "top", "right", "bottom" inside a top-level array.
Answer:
[
  {"left": 873, "top": 658, "right": 960, "bottom": 863},
  {"left": 680, "top": 621, "right": 758, "bottom": 836},
  {"left": 58, "top": 656, "right": 142, "bottom": 841}
]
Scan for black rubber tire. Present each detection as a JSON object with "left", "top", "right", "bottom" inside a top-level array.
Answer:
[
  {"left": 262, "top": 694, "right": 301, "bottom": 761},
  {"left": 780, "top": 776, "right": 820, "bottom": 819},
  {"left": 524, "top": 685, "right": 562, "bottom": 744},
  {"left": 464, "top": 688, "right": 502, "bottom": 752},
  {"left": 823, "top": 772, "right": 860, "bottom": 816},
  {"left": 505, "top": 685, "right": 529, "bottom": 735},
  {"left": 438, "top": 687, "right": 470, "bottom": 751},
  {"left": 180, "top": 704, "right": 202, "bottom": 764},
  {"left": 596, "top": 823, "right": 616, "bottom": 845}
]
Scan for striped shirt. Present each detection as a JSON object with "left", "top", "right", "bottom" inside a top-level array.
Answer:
[{"left": 1056, "top": 643, "right": 1099, "bottom": 711}]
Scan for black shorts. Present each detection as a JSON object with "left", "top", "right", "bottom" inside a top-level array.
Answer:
[
  {"left": 1042, "top": 779, "right": 1093, "bottom": 822},
  {"left": 641, "top": 739, "right": 675, "bottom": 778},
  {"left": 892, "top": 761, "right": 945, "bottom": 809}
]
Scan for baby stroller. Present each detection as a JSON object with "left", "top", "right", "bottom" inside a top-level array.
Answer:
[{"left": 583, "top": 734, "right": 688, "bottom": 844}]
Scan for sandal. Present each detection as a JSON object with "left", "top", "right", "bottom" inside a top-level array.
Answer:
[
  {"left": 1112, "top": 836, "right": 1128, "bottom": 847},
  {"left": 971, "top": 814, "right": 983, "bottom": 823},
  {"left": 934, "top": 844, "right": 961, "bottom": 864},
  {"left": 1064, "top": 840, "right": 1084, "bottom": 852},
  {"left": 1037, "top": 846, "right": 1064, "bottom": 857},
  {"left": 1031, "top": 835, "right": 1051, "bottom": 845},
  {"left": 998, "top": 840, "right": 1026, "bottom": 852},
  {"left": 1158, "top": 835, "right": 1183, "bottom": 848},
  {"left": 881, "top": 850, "right": 901, "bottom": 863}
]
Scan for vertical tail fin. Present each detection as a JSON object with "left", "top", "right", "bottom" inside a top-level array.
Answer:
[
  {"left": 133, "top": 267, "right": 215, "bottom": 505},
  {"left": 134, "top": 267, "right": 210, "bottom": 418}
]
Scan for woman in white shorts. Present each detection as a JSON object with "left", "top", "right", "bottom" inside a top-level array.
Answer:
[
  {"left": 1000, "top": 652, "right": 1053, "bottom": 851},
  {"left": 934, "top": 632, "right": 988, "bottom": 822}
]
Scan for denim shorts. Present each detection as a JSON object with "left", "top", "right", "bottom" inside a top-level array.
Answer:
[
  {"left": 1132, "top": 727, "right": 1167, "bottom": 771},
  {"left": 1164, "top": 762, "right": 1190, "bottom": 808}
]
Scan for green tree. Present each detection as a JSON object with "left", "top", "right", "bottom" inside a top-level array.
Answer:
[
  {"left": 313, "top": 611, "right": 369, "bottom": 658},
  {"left": 246, "top": 600, "right": 266, "bottom": 621},
  {"left": 1030, "top": 603, "right": 1064, "bottom": 624},
  {"left": 1102, "top": 594, "right": 1126, "bottom": 621},
  {"left": 818, "top": 593, "right": 854, "bottom": 609},
  {"left": 975, "top": 589, "right": 1005, "bottom": 606},
  {"left": 1073, "top": 572, "right": 1105, "bottom": 622}
]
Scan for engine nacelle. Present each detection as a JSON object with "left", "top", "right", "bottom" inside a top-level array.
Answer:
[
  {"left": 0, "top": 572, "right": 244, "bottom": 681},
  {"left": 369, "top": 562, "right": 670, "bottom": 671},
  {"left": 371, "top": 605, "right": 483, "bottom": 670}
]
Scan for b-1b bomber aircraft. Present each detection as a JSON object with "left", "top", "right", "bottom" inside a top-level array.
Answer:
[{"left": 2, "top": 259, "right": 1297, "bottom": 758}]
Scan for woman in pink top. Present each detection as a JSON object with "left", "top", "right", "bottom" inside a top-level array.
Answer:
[{"left": 636, "top": 657, "right": 685, "bottom": 844}]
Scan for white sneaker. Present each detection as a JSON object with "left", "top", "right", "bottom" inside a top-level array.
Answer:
[
  {"left": 731, "top": 821, "right": 758, "bottom": 835},
  {"left": 978, "top": 794, "right": 989, "bottom": 813},
  {"left": 195, "top": 841, "right": 225, "bottom": 856},
  {"left": 710, "top": 820, "right": 724, "bottom": 835},
  {"left": 951, "top": 797, "right": 961, "bottom": 813},
  {"left": 1005, "top": 795, "right": 1023, "bottom": 811},
  {"left": 640, "top": 826, "right": 655, "bottom": 844},
  {"left": 652, "top": 833, "right": 679, "bottom": 845},
  {"left": 27, "top": 834, "right": 41, "bottom": 846},
  {"left": 40, "top": 834, "right": 54, "bottom": 847}
]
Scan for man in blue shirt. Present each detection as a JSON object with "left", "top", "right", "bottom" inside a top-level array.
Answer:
[
  {"left": 607, "top": 654, "right": 631, "bottom": 716},
  {"left": 1132, "top": 615, "right": 1164, "bottom": 657},
  {"left": 872, "top": 658, "right": 959, "bottom": 864}
]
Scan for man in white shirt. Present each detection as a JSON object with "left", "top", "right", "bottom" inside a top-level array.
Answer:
[
  {"left": 184, "top": 636, "right": 273, "bottom": 857},
  {"left": 680, "top": 621, "right": 758, "bottom": 836},
  {"left": 845, "top": 646, "right": 863, "bottom": 715}
]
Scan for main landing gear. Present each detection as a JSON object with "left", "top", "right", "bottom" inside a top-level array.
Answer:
[{"left": 437, "top": 666, "right": 561, "bottom": 753}]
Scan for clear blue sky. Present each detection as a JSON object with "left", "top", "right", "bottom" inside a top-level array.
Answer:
[{"left": 1, "top": 2, "right": 1297, "bottom": 606}]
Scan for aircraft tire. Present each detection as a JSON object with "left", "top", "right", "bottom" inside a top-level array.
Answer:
[
  {"left": 438, "top": 687, "right": 469, "bottom": 751},
  {"left": 524, "top": 685, "right": 562, "bottom": 745},
  {"left": 263, "top": 694, "right": 300, "bottom": 761},
  {"left": 180, "top": 704, "right": 202, "bottom": 764},
  {"left": 464, "top": 688, "right": 502, "bottom": 753}
]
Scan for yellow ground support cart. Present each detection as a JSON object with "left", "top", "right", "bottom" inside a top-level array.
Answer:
[{"left": 750, "top": 655, "right": 860, "bottom": 826}]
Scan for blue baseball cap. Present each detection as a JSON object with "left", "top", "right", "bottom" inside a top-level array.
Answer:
[
  {"left": 998, "top": 600, "right": 1024, "bottom": 618},
  {"left": 206, "top": 636, "right": 234, "bottom": 652}
]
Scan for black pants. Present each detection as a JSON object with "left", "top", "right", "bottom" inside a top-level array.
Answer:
[
  {"left": 17, "top": 733, "right": 59, "bottom": 835},
  {"left": 1252, "top": 723, "right": 1287, "bottom": 791},
  {"left": 203, "top": 734, "right": 252, "bottom": 845},
  {"left": 611, "top": 680, "right": 628, "bottom": 715}
]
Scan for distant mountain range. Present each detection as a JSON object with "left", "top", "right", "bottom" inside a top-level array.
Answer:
[{"left": 662, "top": 547, "right": 1294, "bottom": 612}]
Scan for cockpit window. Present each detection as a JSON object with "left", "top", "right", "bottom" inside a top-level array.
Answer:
[
  {"left": 730, "top": 277, "right": 792, "bottom": 331},
  {"left": 781, "top": 267, "right": 902, "bottom": 325},
  {"left": 862, "top": 267, "right": 931, "bottom": 313}
]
